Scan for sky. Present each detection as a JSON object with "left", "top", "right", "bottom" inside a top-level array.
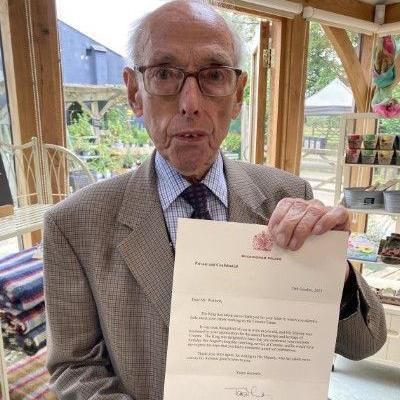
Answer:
[{"left": 55, "top": 0, "right": 167, "bottom": 56}]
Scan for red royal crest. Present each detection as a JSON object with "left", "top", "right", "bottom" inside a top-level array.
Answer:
[{"left": 252, "top": 230, "right": 273, "bottom": 252}]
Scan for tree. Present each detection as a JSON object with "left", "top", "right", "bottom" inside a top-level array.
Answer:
[
  {"left": 306, "top": 23, "right": 359, "bottom": 97},
  {"left": 220, "top": 9, "right": 257, "bottom": 105}
]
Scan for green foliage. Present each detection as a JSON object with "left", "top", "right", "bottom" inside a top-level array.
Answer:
[
  {"left": 222, "top": 132, "right": 241, "bottom": 153},
  {"left": 220, "top": 9, "right": 256, "bottom": 106},
  {"left": 243, "top": 77, "right": 251, "bottom": 105},
  {"left": 306, "top": 23, "right": 359, "bottom": 97},
  {"left": 229, "top": 115, "right": 242, "bottom": 133},
  {"left": 68, "top": 113, "right": 94, "bottom": 143},
  {"left": 122, "top": 151, "right": 135, "bottom": 168},
  {"left": 104, "top": 108, "right": 126, "bottom": 138},
  {"left": 67, "top": 105, "right": 152, "bottom": 175},
  {"left": 304, "top": 116, "right": 341, "bottom": 147},
  {"left": 104, "top": 106, "right": 150, "bottom": 147}
]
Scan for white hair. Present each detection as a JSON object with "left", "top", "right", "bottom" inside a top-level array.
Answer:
[{"left": 125, "top": 0, "right": 245, "bottom": 69}]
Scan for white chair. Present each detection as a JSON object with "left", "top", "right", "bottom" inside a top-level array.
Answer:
[
  {"left": 0, "top": 137, "right": 95, "bottom": 207},
  {"left": 42, "top": 141, "right": 96, "bottom": 203}
]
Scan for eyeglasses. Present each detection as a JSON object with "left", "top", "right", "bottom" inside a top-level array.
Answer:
[{"left": 133, "top": 65, "right": 242, "bottom": 97}]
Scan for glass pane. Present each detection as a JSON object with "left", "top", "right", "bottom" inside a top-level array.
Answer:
[
  {"left": 0, "top": 29, "right": 12, "bottom": 144},
  {"left": 0, "top": 25, "right": 18, "bottom": 257},
  {"left": 300, "top": 23, "right": 358, "bottom": 206},
  {"left": 57, "top": 1, "right": 262, "bottom": 175},
  {"left": 57, "top": 0, "right": 167, "bottom": 180}
]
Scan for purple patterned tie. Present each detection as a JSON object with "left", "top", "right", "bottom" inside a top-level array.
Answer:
[{"left": 180, "top": 183, "right": 212, "bottom": 220}]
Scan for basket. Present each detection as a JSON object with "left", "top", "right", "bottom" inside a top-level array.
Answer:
[
  {"left": 344, "top": 187, "right": 384, "bottom": 209},
  {"left": 383, "top": 191, "right": 400, "bottom": 213}
]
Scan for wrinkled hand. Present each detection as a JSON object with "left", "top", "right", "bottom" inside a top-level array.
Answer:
[{"left": 268, "top": 198, "right": 350, "bottom": 251}]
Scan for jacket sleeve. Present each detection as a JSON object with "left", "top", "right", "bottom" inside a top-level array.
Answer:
[
  {"left": 44, "top": 213, "right": 134, "bottom": 400},
  {"left": 303, "top": 180, "right": 387, "bottom": 360}
]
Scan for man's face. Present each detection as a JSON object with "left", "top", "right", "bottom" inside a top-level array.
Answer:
[{"left": 124, "top": 4, "right": 247, "bottom": 180}]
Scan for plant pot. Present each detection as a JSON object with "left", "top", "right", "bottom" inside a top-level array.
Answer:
[
  {"left": 363, "top": 134, "right": 378, "bottom": 150},
  {"left": 378, "top": 134, "right": 395, "bottom": 150},
  {"left": 345, "top": 148, "right": 360, "bottom": 164},
  {"left": 348, "top": 134, "right": 363, "bottom": 149},
  {"left": 361, "top": 149, "right": 377, "bottom": 164},
  {"left": 377, "top": 150, "right": 394, "bottom": 165}
]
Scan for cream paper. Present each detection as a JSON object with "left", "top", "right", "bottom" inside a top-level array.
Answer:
[{"left": 164, "top": 219, "right": 348, "bottom": 400}]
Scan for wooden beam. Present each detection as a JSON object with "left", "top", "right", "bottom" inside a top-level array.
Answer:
[
  {"left": 322, "top": 26, "right": 369, "bottom": 111},
  {"left": 8, "top": 0, "right": 66, "bottom": 148},
  {"left": 223, "top": 1, "right": 374, "bottom": 22},
  {"left": 293, "top": 1, "right": 374, "bottom": 21},
  {"left": 220, "top": 1, "right": 284, "bottom": 21},
  {"left": 254, "top": 21, "right": 269, "bottom": 164},
  {"left": 385, "top": 3, "right": 400, "bottom": 24},
  {"left": 266, "top": 19, "right": 283, "bottom": 167},
  {"left": 268, "top": 16, "right": 309, "bottom": 175},
  {"left": 7, "top": 0, "right": 36, "bottom": 146},
  {"left": 322, "top": 27, "right": 374, "bottom": 231},
  {"left": 8, "top": 0, "right": 66, "bottom": 244},
  {"left": 350, "top": 34, "right": 375, "bottom": 233}
]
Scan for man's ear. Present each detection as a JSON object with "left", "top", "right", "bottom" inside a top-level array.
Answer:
[
  {"left": 123, "top": 67, "right": 143, "bottom": 117},
  {"left": 231, "top": 71, "right": 248, "bottom": 119}
]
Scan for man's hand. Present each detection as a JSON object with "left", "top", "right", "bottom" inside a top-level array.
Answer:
[{"left": 268, "top": 198, "right": 350, "bottom": 251}]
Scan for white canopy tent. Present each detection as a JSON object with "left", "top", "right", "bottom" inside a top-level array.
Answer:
[{"left": 305, "top": 78, "right": 354, "bottom": 116}]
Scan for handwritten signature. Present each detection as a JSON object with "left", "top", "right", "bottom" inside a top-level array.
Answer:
[{"left": 225, "top": 386, "right": 270, "bottom": 398}]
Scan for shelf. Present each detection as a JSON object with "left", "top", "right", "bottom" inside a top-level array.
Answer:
[
  {"left": 346, "top": 208, "right": 400, "bottom": 216},
  {"left": 382, "top": 303, "right": 400, "bottom": 315},
  {"left": 348, "top": 258, "right": 397, "bottom": 267},
  {"left": 344, "top": 163, "right": 400, "bottom": 169},
  {"left": 365, "top": 276, "right": 400, "bottom": 291}
]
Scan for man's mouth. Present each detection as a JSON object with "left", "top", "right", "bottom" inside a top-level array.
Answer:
[{"left": 173, "top": 131, "right": 208, "bottom": 141}]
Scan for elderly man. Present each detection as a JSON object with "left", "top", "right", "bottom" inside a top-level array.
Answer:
[{"left": 44, "top": 1, "right": 386, "bottom": 399}]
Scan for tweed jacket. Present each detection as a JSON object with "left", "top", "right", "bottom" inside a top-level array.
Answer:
[{"left": 43, "top": 153, "right": 387, "bottom": 400}]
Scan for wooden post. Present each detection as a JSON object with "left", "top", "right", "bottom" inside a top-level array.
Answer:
[
  {"left": 268, "top": 15, "right": 309, "bottom": 175},
  {"left": 248, "top": 21, "right": 269, "bottom": 165},
  {"left": 8, "top": 0, "right": 66, "bottom": 148},
  {"left": 350, "top": 34, "right": 376, "bottom": 233},
  {"left": 255, "top": 21, "right": 269, "bottom": 164},
  {"left": 7, "top": 0, "right": 66, "bottom": 243},
  {"left": 322, "top": 26, "right": 375, "bottom": 232}
]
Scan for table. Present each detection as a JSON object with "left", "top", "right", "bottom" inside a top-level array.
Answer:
[{"left": 0, "top": 203, "right": 52, "bottom": 400}]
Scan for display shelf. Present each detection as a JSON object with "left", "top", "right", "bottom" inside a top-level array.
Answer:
[
  {"left": 344, "top": 163, "right": 400, "bottom": 169},
  {"left": 345, "top": 207, "right": 400, "bottom": 216},
  {"left": 365, "top": 276, "right": 400, "bottom": 291},
  {"left": 348, "top": 257, "right": 400, "bottom": 267},
  {"left": 336, "top": 113, "right": 400, "bottom": 366},
  {"left": 383, "top": 303, "right": 400, "bottom": 316}
]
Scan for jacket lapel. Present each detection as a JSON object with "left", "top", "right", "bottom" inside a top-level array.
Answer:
[
  {"left": 117, "top": 152, "right": 174, "bottom": 327},
  {"left": 116, "top": 155, "right": 271, "bottom": 327},
  {"left": 224, "top": 158, "right": 270, "bottom": 225}
]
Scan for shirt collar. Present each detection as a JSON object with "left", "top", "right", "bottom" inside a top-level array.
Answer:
[{"left": 155, "top": 151, "right": 228, "bottom": 211}]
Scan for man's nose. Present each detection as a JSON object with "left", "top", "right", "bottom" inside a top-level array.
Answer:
[{"left": 179, "top": 76, "right": 202, "bottom": 117}]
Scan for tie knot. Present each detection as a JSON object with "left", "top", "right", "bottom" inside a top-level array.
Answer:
[{"left": 180, "top": 183, "right": 211, "bottom": 220}]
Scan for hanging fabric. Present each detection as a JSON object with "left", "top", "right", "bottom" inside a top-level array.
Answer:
[{"left": 372, "top": 35, "right": 400, "bottom": 118}]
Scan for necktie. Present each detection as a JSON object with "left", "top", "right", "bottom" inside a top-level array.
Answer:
[{"left": 180, "top": 183, "right": 212, "bottom": 220}]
